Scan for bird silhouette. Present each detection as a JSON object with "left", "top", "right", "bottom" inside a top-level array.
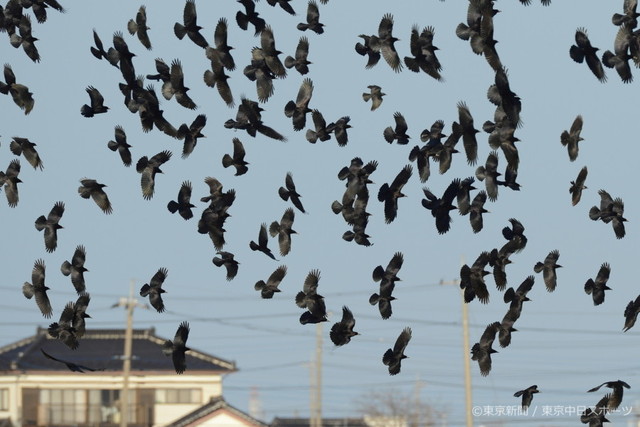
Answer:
[
  {"left": 174, "top": 0, "right": 208, "bottom": 48},
  {"left": 560, "top": 115, "right": 584, "bottom": 162},
  {"left": 254, "top": 265, "right": 287, "bottom": 299},
  {"left": 35, "top": 201, "right": 64, "bottom": 252},
  {"left": 297, "top": 0, "right": 324, "bottom": 34},
  {"left": 177, "top": 114, "right": 207, "bottom": 159},
  {"left": 136, "top": 150, "right": 172, "bottom": 200},
  {"left": 204, "top": 51, "right": 235, "bottom": 107},
  {"left": 471, "top": 321, "right": 500, "bottom": 376},
  {"left": 163, "top": 321, "right": 191, "bottom": 374},
  {"left": 47, "top": 301, "right": 79, "bottom": 350},
  {"left": 1, "top": 64, "right": 35, "bottom": 115},
  {"left": 269, "top": 208, "right": 297, "bottom": 256},
  {"left": 370, "top": 13, "right": 402, "bottom": 72},
  {"left": 587, "top": 380, "right": 630, "bottom": 412},
  {"left": 78, "top": 178, "right": 112, "bottom": 214},
  {"left": 71, "top": 292, "right": 91, "bottom": 339},
  {"left": 475, "top": 151, "right": 500, "bottom": 201},
  {"left": 284, "top": 77, "right": 313, "bottom": 132},
  {"left": 327, "top": 116, "right": 351, "bottom": 147},
  {"left": 383, "top": 327, "right": 411, "bottom": 375},
  {"left": 377, "top": 164, "right": 412, "bottom": 224},
  {"left": 456, "top": 177, "right": 477, "bottom": 215},
  {"left": 612, "top": 0, "right": 640, "bottom": 26},
  {"left": 295, "top": 269, "right": 327, "bottom": 324},
  {"left": 162, "top": 59, "right": 196, "bottom": 110},
  {"left": 0, "top": 159, "right": 22, "bottom": 207},
  {"left": 285, "top": 36, "right": 312, "bottom": 75},
  {"left": 624, "top": 294, "right": 640, "bottom": 332},
  {"left": 279, "top": 172, "right": 306, "bottom": 213},
  {"left": 61, "top": 245, "right": 88, "bottom": 294},
  {"left": 355, "top": 34, "right": 381, "bottom": 69},
  {"left": 580, "top": 406, "right": 609, "bottom": 427},
  {"left": 589, "top": 190, "right": 627, "bottom": 239},
  {"left": 222, "top": 138, "right": 249, "bottom": 176},
  {"left": 457, "top": 101, "right": 479, "bottom": 165},
  {"left": 489, "top": 242, "right": 518, "bottom": 292},
  {"left": 80, "top": 86, "right": 109, "bottom": 117},
  {"left": 570, "top": 166, "right": 588, "bottom": 206},
  {"left": 570, "top": 28, "right": 606, "bottom": 82},
  {"left": 422, "top": 178, "right": 460, "bottom": 234},
  {"left": 306, "top": 109, "right": 331, "bottom": 143},
  {"left": 584, "top": 262, "right": 611, "bottom": 306},
  {"left": 22, "top": 258, "right": 52, "bottom": 318},
  {"left": 404, "top": 25, "right": 442, "bottom": 80},
  {"left": 534, "top": 250, "right": 562, "bottom": 292},
  {"left": 503, "top": 275, "right": 535, "bottom": 322},
  {"left": 107, "top": 125, "right": 132, "bottom": 167},
  {"left": 205, "top": 17, "right": 236, "bottom": 71},
  {"left": 330, "top": 306, "right": 359, "bottom": 347},
  {"left": 362, "top": 85, "right": 385, "bottom": 111},
  {"left": 502, "top": 218, "right": 528, "bottom": 253},
  {"left": 372, "top": 252, "right": 403, "bottom": 288},
  {"left": 383, "top": 112, "right": 410, "bottom": 145},
  {"left": 236, "top": 0, "right": 266, "bottom": 35},
  {"left": 602, "top": 25, "right": 634, "bottom": 83},
  {"left": 140, "top": 267, "right": 169, "bottom": 313},
  {"left": 460, "top": 251, "right": 491, "bottom": 304},
  {"left": 10, "top": 15, "right": 40, "bottom": 62},
  {"left": 468, "top": 190, "right": 488, "bottom": 233},
  {"left": 250, "top": 223, "right": 278, "bottom": 260},
  {"left": 10, "top": 136, "right": 43, "bottom": 170},
  {"left": 167, "top": 181, "right": 195, "bottom": 220},
  {"left": 127, "top": 5, "right": 151, "bottom": 50},
  {"left": 41, "top": 348, "right": 102, "bottom": 373},
  {"left": 212, "top": 251, "right": 239, "bottom": 281},
  {"left": 514, "top": 385, "right": 539, "bottom": 410}
]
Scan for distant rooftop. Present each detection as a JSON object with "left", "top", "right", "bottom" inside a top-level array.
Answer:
[
  {"left": 269, "top": 418, "right": 369, "bottom": 427},
  {"left": 167, "top": 396, "right": 268, "bottom": 427},
  {"left": 0, "top": 327, "right": 236, "bottom": 374}
]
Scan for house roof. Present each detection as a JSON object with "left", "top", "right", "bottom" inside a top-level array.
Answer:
[
  {"left": 167, "top": 396, "right": 268, "bottom": 427},
  {"left": 0, "top": 327, "right": 236, "bottom": 374},
  {"left": 269, "top": 418, "right": 369, "bottom": 427}
]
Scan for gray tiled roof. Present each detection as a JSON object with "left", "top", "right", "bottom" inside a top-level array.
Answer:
[
  {"left": 269, "top": 418, "right": 369, "bottom": 427},
  {"left": 167, "top": 396, "right": 268, "bottom": 427},
  {"left": 0, "top": 327, "right": 236, "bottom": 374}
]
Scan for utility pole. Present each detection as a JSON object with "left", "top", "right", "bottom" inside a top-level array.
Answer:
[
  {"left": 112, "top": 280, "right": 148, "bottom": 427},
  {"left": 439, "top": 256, "right": 473, "bottom": 427},
  {"left": 309, "top": 323, "right": 323, "bottom": 427}
]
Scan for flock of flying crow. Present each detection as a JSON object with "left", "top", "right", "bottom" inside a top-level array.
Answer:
[{"left": 1, "top": 0, "right": 639, "bottom": 424}]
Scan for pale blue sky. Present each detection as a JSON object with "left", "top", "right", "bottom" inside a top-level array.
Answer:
[{"left": 1, "top": 1, "right": 639, "bottom": 426}]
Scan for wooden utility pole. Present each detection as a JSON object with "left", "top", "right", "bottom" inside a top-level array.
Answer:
[
  {"left": 440, "top": 256, "right": 473, "bottom": 427},
  {"left": 112, "top": 280, "right": 148, "bottom": 427},
  {"left": 310, "top": 322, "right": 323, "bottom": 427}
]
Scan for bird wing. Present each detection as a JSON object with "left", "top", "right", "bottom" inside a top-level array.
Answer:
[
  {"left": 71, "top": 245, "right": 86, "bottom": 269},
  {"left": 267, "top": 265, "right": 287, "bottom": 287},
  {"left": 150, "top": 150, "right": 172, "bottom": 167},
  {"left": 303, "top": 269, "right": 320, "bottom": 294},
  {"left": 178, "top": 181, "right": 193, "bottom": 205},
  {"left": 150, "top": 267, "right": 168, "bottom": 289},
  {"left": 393, "top": 326, "right": 412, "bottom": 355},
  {"left": 390, "top": 164, "right": 413, "bottom": 191},
  {"left": 595, "top": 262, "right": 611, "bottom": 285},
  {"left": 340, "top": 306, "right": 356, "bottom": 329}
]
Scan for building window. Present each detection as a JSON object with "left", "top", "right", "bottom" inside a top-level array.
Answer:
[
  {"left": 156, "top": 388, "right": 201, "bottom": 403},
  {"left": 39, "top": 389, "right": 85, "bottom": 424},
  {"left": 38, "top": 389, "right": 137, "bottom": 425},
  {"left": 0, "top": 388, "right": 8, "bottom": 411}
]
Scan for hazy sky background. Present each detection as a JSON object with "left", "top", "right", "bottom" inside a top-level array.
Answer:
[{"left": 1, "top": 1, "right": 639, "bottom": 426}]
